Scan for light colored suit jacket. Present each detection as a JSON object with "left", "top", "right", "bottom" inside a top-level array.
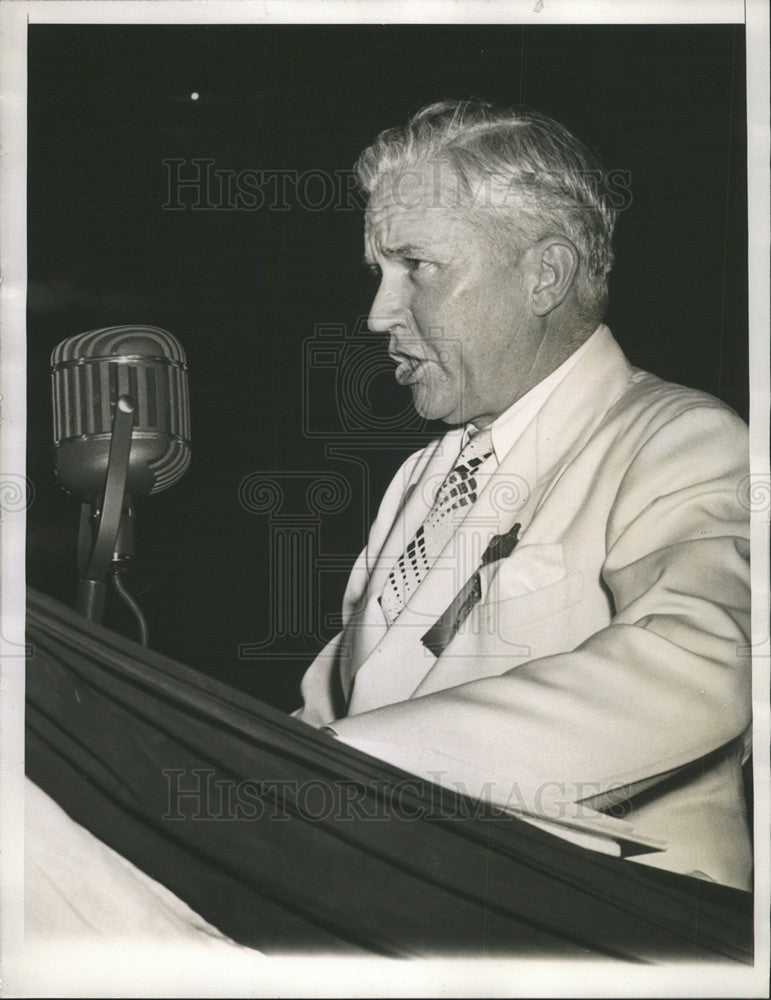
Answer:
[{"left": 296, "top": 326, "right": 752, "bottom": 889}]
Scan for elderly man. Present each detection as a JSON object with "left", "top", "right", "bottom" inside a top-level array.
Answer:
[{"left": 295, "top": 101, "right": 752, "bottom": 890}]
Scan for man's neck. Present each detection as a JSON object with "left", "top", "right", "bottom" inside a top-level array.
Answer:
[
  {"left": 469, "top": 325, "right": 603, "bottom": 461},
  {"left": 473, "top": 316, "right": 598, "bottom": 430}
]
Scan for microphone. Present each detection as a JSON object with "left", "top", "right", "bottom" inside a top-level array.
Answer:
[
  {"left": 51, "top": 325, "right": 191, "bottom": 500},
  {"left": 50, "top": 325, "right": 191, "bottom": 639}
]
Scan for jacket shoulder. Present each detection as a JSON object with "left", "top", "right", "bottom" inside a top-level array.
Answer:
[{"left": 606, "top": 367, "right": 748, "bottom": 441}]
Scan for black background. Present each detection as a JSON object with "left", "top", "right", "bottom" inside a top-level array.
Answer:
[{"left": 27, "top": 23, "right": 747, "bottom": 710}]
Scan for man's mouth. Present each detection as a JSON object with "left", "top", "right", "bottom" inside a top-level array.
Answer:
[{"left": 391, "top": 355, "right": 427, "bottom": 386}]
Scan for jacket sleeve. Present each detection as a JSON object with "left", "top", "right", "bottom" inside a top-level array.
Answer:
[{"left": 329, "top": 403, "right": 752, "bottom": 814}]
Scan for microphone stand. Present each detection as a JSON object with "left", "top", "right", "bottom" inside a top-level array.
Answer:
[{"left": 76, "top": 395, "right": 149, "bottom": 646}]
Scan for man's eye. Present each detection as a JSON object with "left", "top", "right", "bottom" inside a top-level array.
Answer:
[{"left": 405, "top": 258, "right": 431, "bottom": 274}]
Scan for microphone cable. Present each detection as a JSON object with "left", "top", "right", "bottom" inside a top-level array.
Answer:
[{"left": 110, "top": 570, "right": 150, "bottom": 647}]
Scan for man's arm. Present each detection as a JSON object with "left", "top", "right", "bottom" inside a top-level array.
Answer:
[{"left": 328, "top": 403, "right": 751, "bottom": 815}]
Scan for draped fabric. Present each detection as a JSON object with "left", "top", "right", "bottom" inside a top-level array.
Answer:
[
  {"left": 25, "top": 778, "right": 247, "bottom": 949},
  {"left": 25, "top": 588, "right": 753, "bottom": 961}
]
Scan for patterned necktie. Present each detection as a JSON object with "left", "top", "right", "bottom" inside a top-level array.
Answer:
[{"left": 380, "top": 427, "right": 494, "bottom": 625}]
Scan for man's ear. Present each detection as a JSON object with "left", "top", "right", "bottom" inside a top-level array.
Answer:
[{"left": 529, "top": 238, "right": 579, "bottom": 315}]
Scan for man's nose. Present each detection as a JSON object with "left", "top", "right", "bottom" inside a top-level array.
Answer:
[{"left": 367, "top": 275, "right": 407, "bottom": 335}]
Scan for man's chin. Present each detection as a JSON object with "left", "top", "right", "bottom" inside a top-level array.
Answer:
[{"left": 409, "top": 385, "right": 460, "bottom": 424}]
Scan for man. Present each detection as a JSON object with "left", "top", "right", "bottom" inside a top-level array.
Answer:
[{"left": 295, "top": 101, "right": 752, "bottom": 890}]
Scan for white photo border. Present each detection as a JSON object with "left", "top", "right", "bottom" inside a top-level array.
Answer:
[{"left": 1, "top": 1, "right": 768, "bottom": 996}]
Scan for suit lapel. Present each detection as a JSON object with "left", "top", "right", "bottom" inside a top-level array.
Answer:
[
  {"left": 337, "top": 429, "right": 463, "bottom": 699},
  {"left": 346, "top": 327, "right": 635, "bottom": 715},
  {"left": 346, "top": 424, "right": 539, "bottom": 714}
]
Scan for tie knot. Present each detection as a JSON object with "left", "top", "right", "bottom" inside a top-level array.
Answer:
[{"left": 456, "top": 426, "right": 493, "bottom": 469}]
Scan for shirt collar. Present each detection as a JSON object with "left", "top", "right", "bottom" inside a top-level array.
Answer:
[{"left": 464, "top": 325, "right": 602, "bottom": 463}]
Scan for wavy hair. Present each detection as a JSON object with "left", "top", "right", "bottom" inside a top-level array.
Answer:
[{"left": 355, "top": 100, "right": 619, "bottom": 321}]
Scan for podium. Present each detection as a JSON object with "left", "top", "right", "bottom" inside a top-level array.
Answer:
[{"left": 25, "top": 588, "right": 753, "bottom": 960}]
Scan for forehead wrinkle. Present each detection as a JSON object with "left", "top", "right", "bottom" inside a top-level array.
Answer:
[
  {"left": 366, "top": 165, "right": 451, "bottom": 231},
  {"left": 366, "top": 204, "right": 459, "bottom": 259},
  {"left": 365, "top": 170, "right": 481, "bottom": 267}
]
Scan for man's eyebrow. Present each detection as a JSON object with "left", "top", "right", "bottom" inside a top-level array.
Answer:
[
  {"left": 365, "top": 243, "right": 436, "bottom": 263},
  {"left": 387, "top": 243, "right": 430, "bottom": 257}
]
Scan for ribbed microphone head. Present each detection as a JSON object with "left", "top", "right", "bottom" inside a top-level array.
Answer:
[{"left": 51, "top": 325, "right": 191, "bottom": 499}]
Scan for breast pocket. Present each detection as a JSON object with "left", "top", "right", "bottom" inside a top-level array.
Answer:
[
  {"left": 481, "top": 543, "right": 567, "bottom": 603},
  {"left": 478, "top": 543, "right": 584, "bottom": 645},
  {"left": 483, "top": 571, "right": 585, "bottom": 631}
]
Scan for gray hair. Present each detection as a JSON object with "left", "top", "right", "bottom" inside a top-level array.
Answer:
[{"left": 355, "top": 100, "right": 619, "bottom": 321}]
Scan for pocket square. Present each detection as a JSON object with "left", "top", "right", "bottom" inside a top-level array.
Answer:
[
  {"left": 421, "top": 523, "right": 521, "bottom": 658},
  {"left": 481, "top": 522, "right": 522, "bottom": 566}
]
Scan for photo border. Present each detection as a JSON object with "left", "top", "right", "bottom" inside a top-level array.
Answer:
[{"left": 1, "top": 1, "right": 768, "bottom": 996}]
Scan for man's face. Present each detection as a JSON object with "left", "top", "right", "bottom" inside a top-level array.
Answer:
[{"left": 364, "top": 161, "right": 542, "bottom": 427}]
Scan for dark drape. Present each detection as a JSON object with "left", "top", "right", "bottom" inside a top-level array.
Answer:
[{"left": 25, "top": 588, "right": 753, "bottom": 961}]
